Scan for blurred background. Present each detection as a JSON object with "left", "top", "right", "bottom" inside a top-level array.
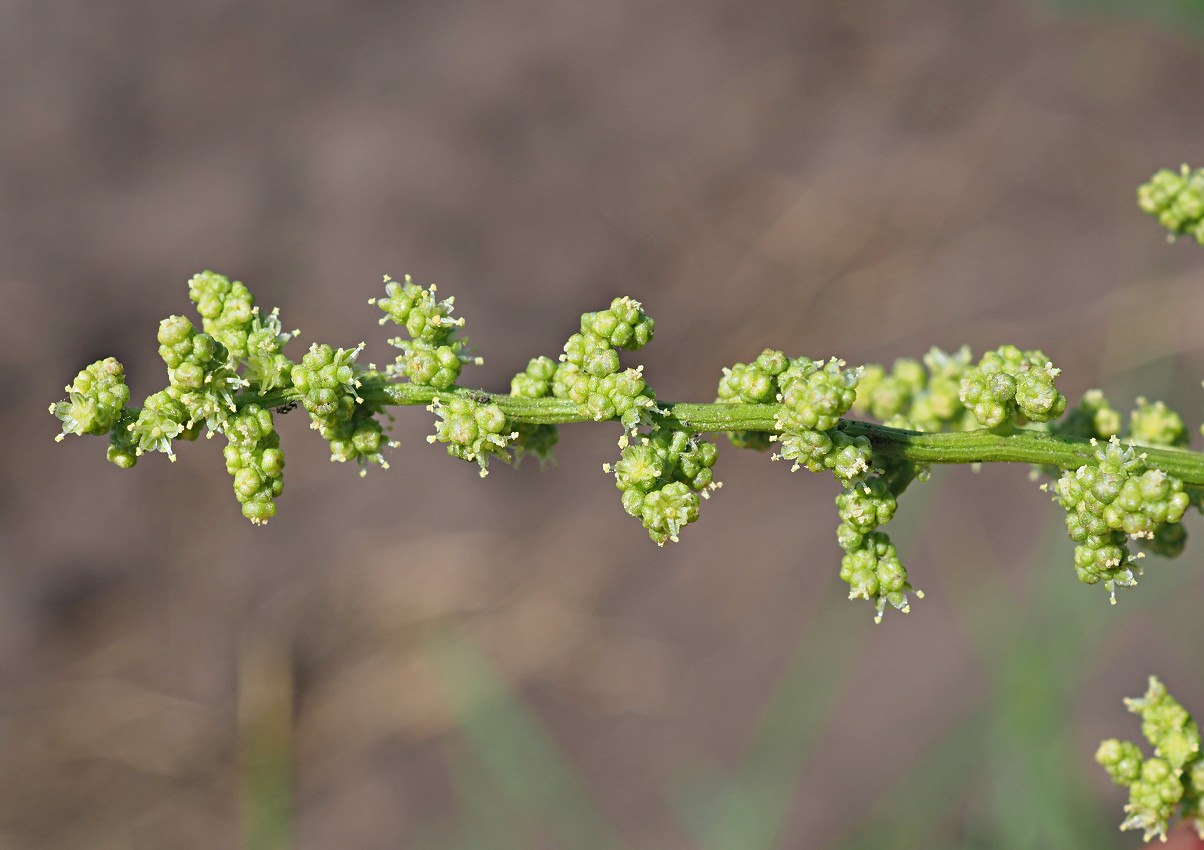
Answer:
[{"left": 4, "top": 0, "right": 1204, "bottom": 847}]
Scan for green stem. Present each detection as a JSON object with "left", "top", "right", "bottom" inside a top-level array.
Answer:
[{"left": 233, "top": 377, "right": 1204, "bottom": 486}]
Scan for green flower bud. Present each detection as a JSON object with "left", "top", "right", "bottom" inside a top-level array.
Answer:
[
  {"left": 716, "top": 349, "right": 791, "bottom": 449},
  {"left": 614, "top": 443, "right": 666, "bottom": 493},
  {"left": 1125, "top": 677, "right": 1202, "bottom": 772},
  {"left": 549, "top": 300, "right": 657, "bottom": 428},
  {"left": 508, "top": 357, "right": 560, "bottom": 465},
  {"left": 580, "top": 297, "right": 655, "bottom": 350},
  {"left": 837, "top": 477, "right": 898, "bottom": 534},
  {"left": 372, "top": 274, "right": 464, "bottom": 344},
  {"left": 243, "top": 307, "right": 298, "bottom": 393},
  {"left": 717, "top": 349, "right": 789, "bottom": 405},
  {"left": 375, "top": 275, "right": 481, "bottom": 388},
  {"left": 839, "top": 530, "right": 920, "bottom": 623},
  {"left": 511, "top": 356, "right": 557, "bottom": 399},
  {"left": 223, "top": 404, "right": 284, "bottom": 524},
  {"left": 1138, "top": 165, "right": 1204, "bottom": 244},
  {"left": 826, "top": 431, "right": 873, "bottom": 482},
  {"left": 1052, "top": 437, "right": 1189, "bottom": 600},
  {"left": 105, "top": 409, "right": 140, "bottom": 468},
  {"left": 400, "top": 342, "right": 463, "bottom": 389},
  {"left": 777, "top": 358, "right": 859, "bottom": 432},
  {"left": 1129, "top": 397, "right": 1188, "bottom": 448},
  {"left": 129, "top": 390, "right": 189, "bottom": 459},
  {"left": 854, "top": 347, "right": 974, "bottom": 432},
  {"left": 314, "top": 404, "right": 393, "bottom": 471},
  {"left": 775, "top": 427, "right": 872, "bottom": 484},
  {"left": 154, "top": 314, "right": 248, "bottom": 434},
  {"left": 428, "top": 396, "right": 516, "bottom": 476},
  {"left": 1098, "top": 677, "right": 1203, "bottom": 843},
  {"left": 775, "top": 427, "right": 833, "bottom": 473},
  {"left": 621, "top": 481, "right": 699, "bottom": 546},
  {"left": 292, "top": 343, "right": 364, "bottom": 417},
  {"left": 1097, "top": 738, "right": 1144, "bottom": 786},
  {"left": 188, "top": 271, "right": 255, "bottom": 361},
  {"left": 961, "top": 346, "right": 1065, "bottom": 428},
  {"left": 1050, "top": 389, "right": 1121, "bottom": 442},
  {"left": 606, "top": 430, "right": 719, "bottom": 544},
  {"left": 554, "top": 356, "right": 656, "bottom": 429},
  {"left": 51, "top": 357, "right": 131, "bottom": 440}
]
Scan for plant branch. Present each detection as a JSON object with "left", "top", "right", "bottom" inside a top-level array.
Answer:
[{"left": 234, "top": 376, "right": 1204, "bottom": 486}]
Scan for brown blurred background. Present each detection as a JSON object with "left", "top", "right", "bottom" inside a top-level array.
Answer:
[{"left": 4, "top": 1, "right": 1204, "bottom": 848}]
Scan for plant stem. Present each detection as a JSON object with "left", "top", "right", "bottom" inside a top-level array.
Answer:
[{"left": 234, "top": 377, "right": 1204, "bottom": 486}]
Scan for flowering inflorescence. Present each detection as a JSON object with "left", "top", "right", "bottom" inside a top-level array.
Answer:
[
  {"left": 1097, "top": 677, "right": 1204, "bottom": 843},
  {"left": 1139, "top": 164, "right": 1204, "bottom": 245},
  {"left": 605, "top": 429, "right": 718, "bottom": 545},
  {"left": 46, "top": 163, "right": 1204, "bottom": 837},
  {"left": 1051, "top": 436, "right": 1191, "bottom": 600},
  {"left": 51, "top": 267, "right": 1204, "bottom": 613}
]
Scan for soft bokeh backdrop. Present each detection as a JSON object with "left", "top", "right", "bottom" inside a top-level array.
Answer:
[{"left": 4, "top": 1, "right": 1204, "bottom": 848}]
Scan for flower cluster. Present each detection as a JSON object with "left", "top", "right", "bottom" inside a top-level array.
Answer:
[
  {"left": 129, "top": 391, "right": 193, "bottom": 459},
  {"left": 959, "top": 345, "right": 1066, "bottom": 428},
  {"left": 291, "top": 342, "right": 392, "bottom": 471},
  {"left": 508, "top": 356, "right": 560, "bottom": 465},
  {"left": 50, "top": 271, "right": 411, "bottom": 521},
  {"left": 1138, "top": 164, "right": 1204, "bottom": 245},
  {"left": 606, "top": 430, "right": 718, "bottom": 545},
  {"left": 772, "top": 358, "right": 869, "bottom": 481},
  {"left": 1130, "top": 397, "right": 1189, "bottom": 449},
  {"left": 223, "top": 405, "right": 285, "bottom": 524},
  {"left": 427, "top": 395, "right": 516, "bottom": 476},
  {"left": 1051, "top": 437, "right": 1191, "bottom": 600},
  {"left": 494, "top": 297, "right": 658, "bottom": 472},
  {"left": 1048, "top": 388, "right": 1121, "bottom": 442},
  {"left": 716, "top": 348, "right": 790, "bottom": 450},
  {"left": 1097, "top": 677, "right": 1204, "bottom": 843},
  {"left": 244, "top": 308, "right": 298, "bottom": 393},
  {"left": 853, "top": 347, "right": 975, "bottom": 432},
  {"left": 189, "top": 270, "right": 256, "bottom": 362},
  {"left": 717, "top": 349, "right": 868, "bottom": 470},
  {"left": 714, "top": 348, "right": 922, "bottom": 620},
  {"left": 157, "top": 315, "right": 244, "bottom": 435},
  {"left": 835, "top": 471, "right": 923, "bottom": 622},
  {"left": 50, "top": 357, "right": 130, "bottom": 441},
  {"left": 553, "top": 297, "right": 658, "bottom": 429},
  {"left": 374, "top": 274, "right": 480, "bottom": 390}
]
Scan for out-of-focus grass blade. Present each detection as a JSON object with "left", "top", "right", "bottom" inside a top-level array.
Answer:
[
  {"left": 430, "top": 630, "right": 627, "bottom": 850},
  {"left": 676, "top": 473, "right": 941, "bottom": 850},
  {"left": 1047, "top": 0, "right": 1204, "bottom": 33},
  {"left": 831, "top": 705, "right": 989, "bottom": 850},
  {"left": 239, "top": 635, "right": 295, "bottom": 850},
  {"left": 674, "top": 600, "right": 868, "bottom": 850},
  {"left": 447, "top": 741, "right": 532, "bottom": 850}
]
